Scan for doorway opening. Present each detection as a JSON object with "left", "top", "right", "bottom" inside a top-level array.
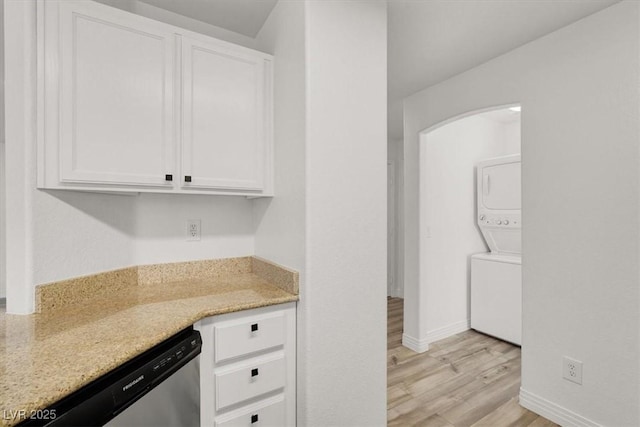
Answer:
[
  {"left": 418, "top": 106, "right": 521, "bottom": 344},
  {"left": 388, "top": 105, "right": 535, "bottom": 424}
]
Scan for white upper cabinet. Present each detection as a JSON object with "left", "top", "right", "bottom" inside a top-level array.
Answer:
[
  {"left": 55, "top": 1, "right": 175, "bottom": 188},
  {"left": 37, "top": 0, "right": 273, "bottom": 196},
  {"left": 182, "top": 36, "right": 269, "bottom": 191}
]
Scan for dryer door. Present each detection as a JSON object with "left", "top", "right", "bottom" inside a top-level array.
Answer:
[{"left": 481, "top": 161, "right": 521, "bottom": 210}]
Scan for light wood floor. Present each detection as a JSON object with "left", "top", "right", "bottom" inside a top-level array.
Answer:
[{"left": 387, "top": 297, "right": 557, "bottom": 427}]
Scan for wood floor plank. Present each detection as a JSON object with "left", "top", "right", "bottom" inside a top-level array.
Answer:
[
  {"left": 388, "top": 352, "right": 444, "bottom": 387},
  {"left": 471, "top": 397, "right": 540, "bottom": 427},
  {"left": 388, "top": 396, "right": 434, "bottom": 425},
  {"left": 403, "top": 364, "right": 463, "bottom": 397},
  {"left": 388, "top": 383, "right": 413, "bottom": 409},
  {"left": 526, "top": 417, "right": 561, "bottom": 427},
  {"left": 438, "top": 374, "right": 521, "bottom": 426},
  {"left": 443, "top": 345, "right": 507, "bottom": 376},
  {"left": 387, "top": 297, "right": 558, "bottom": 427},
  {"left": 388, "top": 345, "right": 424, "bottom": 367},
  {"left": 476, "top": 356, "right": 522, "bottom": 385},
  {"left": 420, "top": 414, "right": 456, "bottom": 427},
  {"left": 411, "top": 370, "right": 481, "bottom": 406},
  {"left": 430, "top": 335, "right": 502, "bottom": 363}
]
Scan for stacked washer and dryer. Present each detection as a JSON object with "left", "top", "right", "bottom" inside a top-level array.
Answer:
[{"left": 471, "top": 154, "right": 522, "bottom": 345}]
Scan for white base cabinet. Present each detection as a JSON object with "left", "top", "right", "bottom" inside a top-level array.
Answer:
[
  {"left": 37, "top": 0, "right": 273, "bottom": 197},
  {"left": 196, "top": 303, "right": 296, "bottom": 426}
]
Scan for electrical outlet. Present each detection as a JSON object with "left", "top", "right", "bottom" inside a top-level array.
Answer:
[
  {"left": 187, "top": 219, "right": 201, "bottom": 241},
  {"left": 562, "top": 356, "right": 583, "bottom": 385}
]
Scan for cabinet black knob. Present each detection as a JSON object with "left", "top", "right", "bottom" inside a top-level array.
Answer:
[
  {"left": 184, "top": 175, "right": 192, "bottom": 182},
  {"left": 251, "top": 414, "right": 259, "bottom": 423},
  {"left": 165, "top": 174, "right": 173, "bottom": 181},
  {"left": 251, "top": 323, "right": 259, "bottom": 332},
  {"left": 251, "top": 368, "right": 259, "bottom": 377}
]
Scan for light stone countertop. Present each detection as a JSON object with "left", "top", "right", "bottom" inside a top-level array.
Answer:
[{"left": 0, "top": 261, "right": 298, "bottom": 427}]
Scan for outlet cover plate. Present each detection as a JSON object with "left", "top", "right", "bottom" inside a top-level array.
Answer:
[
  {"left": 562, "top": 356, "right": 583, "bottom": 385},
  {"left": 187, "top": 219, "right": 201, "bottom": 241}
]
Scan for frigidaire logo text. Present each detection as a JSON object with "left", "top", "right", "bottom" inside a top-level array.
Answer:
[{"left": 122, "top": 375, "right": 144, "bottom": 392}]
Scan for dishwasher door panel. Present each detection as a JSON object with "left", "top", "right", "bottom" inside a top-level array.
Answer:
[{"left": 105, "top": 357, "right": 200, "bottom": 427}]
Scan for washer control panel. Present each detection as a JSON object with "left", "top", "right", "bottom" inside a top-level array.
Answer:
[{"left": 478, "top": 213, "right": 520, "bottom": 228}]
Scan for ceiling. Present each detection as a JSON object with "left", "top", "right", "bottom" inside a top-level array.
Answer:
[
  {"left": 136, "top": 0, "right": 619, "bottom": 139},
  {"left": 137, "top": 0, "right": 277, "bottom": 37},
  {"left": 387, "top": 0, "right": 619, "bottom": 139}
]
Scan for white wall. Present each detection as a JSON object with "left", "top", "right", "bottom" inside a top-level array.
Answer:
[
  {"left": 254, "top": 3, "right": 387, "bottom": 424},
  {"left": 0, "top": 142, "right": 4, "bottom": 300},
  {"left": 253, "top": 0, "right": 306, "bottom": 274},
  {"left": 388, "top": 139, "right": 403, "bottom": 297},
  {"left": 253, "top": 2, "right": 308, "bottom": 422},
  {"left": 302, "top": 2, "right": 387, "bottom": 425},
  {"left": 503, "top": 120, "right": 521, "bottom": 154},
  {"left": 0, "top": 0, "right": 4, "bottom": 300},
  {"left": 420, "top": 113, "right": 520, "bottom": 343},
  {"left": 5, "top": 0, "right": 37, "bottom": 312},
  {"left": 403, "top": 2, "right": 639, "bottom": 425}
]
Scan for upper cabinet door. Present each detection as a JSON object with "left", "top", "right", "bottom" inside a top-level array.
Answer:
[
  {"left": 55, "top": 1, "right": 176, "bottom": 187},
  {"left": 181, "top": 36, "right": 269, "bottom": 191}
]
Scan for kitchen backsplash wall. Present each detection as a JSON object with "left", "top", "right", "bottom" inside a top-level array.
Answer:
[
  {"left": 134, "top": 194, "right": 255, "bottom": 266},
  {"left": 32, "top": 191, "right": 256, "bottom": 286},
  {"left": 33, "top": 190, "right": 136, "bottom": 286}
]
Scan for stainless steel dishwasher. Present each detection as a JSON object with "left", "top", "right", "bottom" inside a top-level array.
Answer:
[
  {"left": 105, "top": 347, "right": 200, "bottom": 427},
  {"left": 20, "top": 327, "right": 201, "bottom": 427}
]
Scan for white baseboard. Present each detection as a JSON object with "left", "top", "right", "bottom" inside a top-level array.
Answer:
[
  {"left": 387, "top": 287, "right": 404, "bottom": 299},
  {"left": 402, "top": 333, "right": 429, "bottom": 353},
  {"left": 519, "top": 388, "right": 601, "bottom": 427},
  {"left": 402, "top": 320, "right": 470, "bottom": 353},
  {"left": 426, "top": 319, "right": 470, "bottom": 344}
]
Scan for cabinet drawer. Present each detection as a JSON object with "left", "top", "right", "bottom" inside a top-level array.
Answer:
[
  {"left": 215, "top": 313, "right": 285, "bottom": 362},
  {"left": 215, "top": 397, "right": 285, "bottom": 427},
  {"left": 215, "top": 356, "right": 286, "bottom": 410}
]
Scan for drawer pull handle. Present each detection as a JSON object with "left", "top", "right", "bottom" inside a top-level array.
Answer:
[
  {"left": 165, "top": 174, "right": 173, "bottom": 181},
  {"left": 251, "top": 323, "right": 259, "bottom": 332},
  {"left": 251, "top": 368, "right": 259, "bottom": 377},
  {"left": 251, "top": 414, "right": 259, "bottom": 423},
  {"left": 184, "top": 175, "right": 192, "bottom": 183}
]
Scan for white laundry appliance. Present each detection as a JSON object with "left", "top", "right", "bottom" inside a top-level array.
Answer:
[{"left": 471, "top": 154, "right": 522, "bottom": 345}]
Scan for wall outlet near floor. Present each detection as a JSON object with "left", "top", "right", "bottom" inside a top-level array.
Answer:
[
  {"left": 187, "top": 219, "right": 201, "bottom": 241},
  {"left": 562, "top": 356, "right": 583, "bottom": 384}
]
